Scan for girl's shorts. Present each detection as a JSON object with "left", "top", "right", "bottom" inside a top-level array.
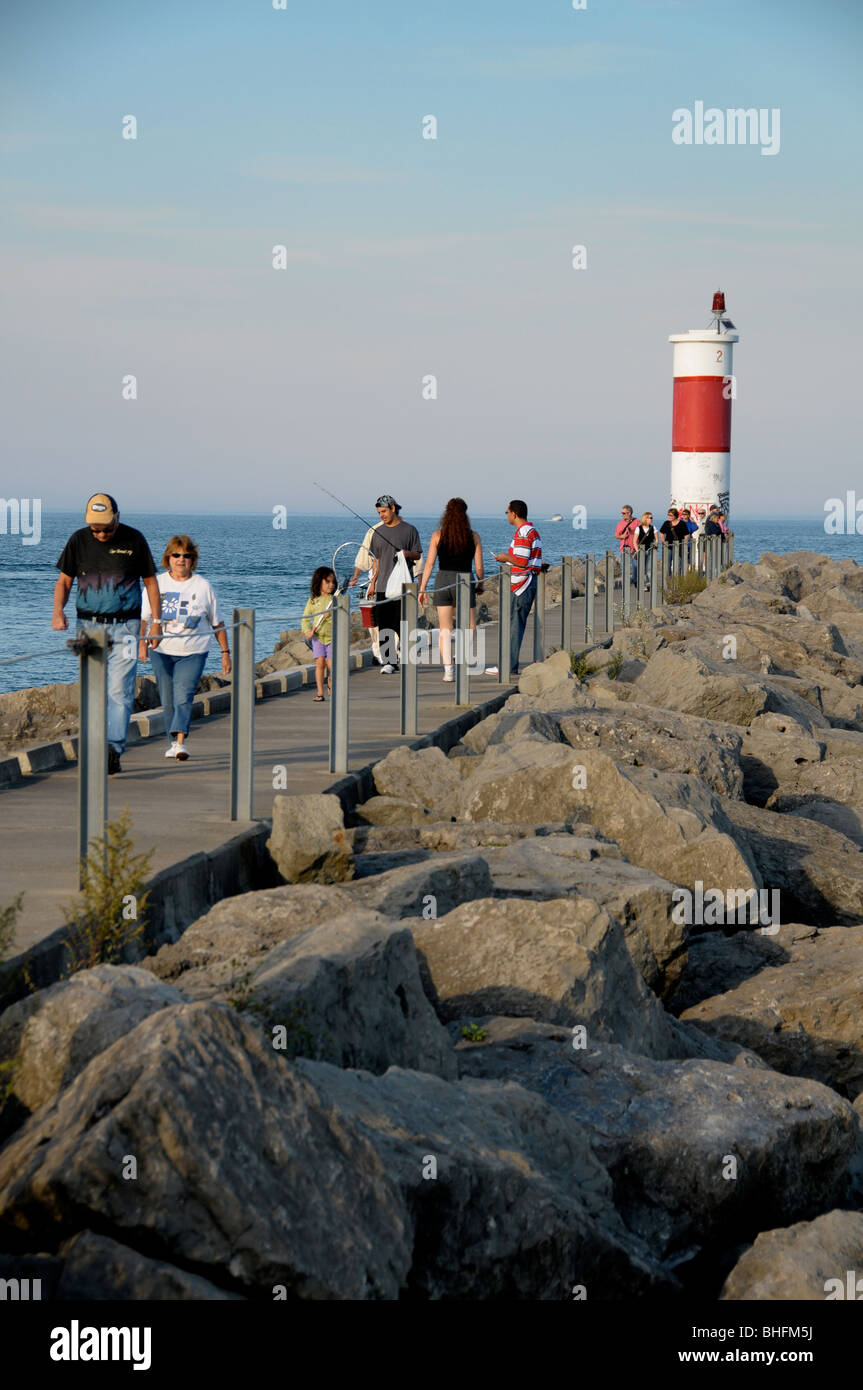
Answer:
[{"left": 312, "top": 639, "right": 332, "bottom": 659}]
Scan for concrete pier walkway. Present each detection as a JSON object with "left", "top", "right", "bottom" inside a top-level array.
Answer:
[{"left": 1, "top": 595, "right": 597, "bottom": 956}]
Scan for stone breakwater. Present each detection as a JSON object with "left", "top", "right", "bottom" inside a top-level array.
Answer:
[{"left": 2, "top": 550, "right": 863, "bottom": 1299}]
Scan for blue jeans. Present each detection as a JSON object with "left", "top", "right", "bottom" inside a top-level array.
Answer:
[
  {"left": 77, "top": 618, "right": 139, "bottom": 756},
  {"left": 510, "top": 582, "right": 536, "bottom": 674},
  {"left": 149, "top": 649, "right": 207, "bottom": 739}
]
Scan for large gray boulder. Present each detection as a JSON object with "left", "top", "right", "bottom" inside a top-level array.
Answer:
[
  {"left": 476, "top": 833, "right": 685, "bottom": 998},
  {"left": 0, "top": 1001, "right": 674, "bottom": 1299},
  {"left": 0, "top": 965, "right": 182, "bottom": 1115},
  {"left": 56, "top": 1230, "right": 244, "bottom": 1300},
  {"left": 668, "top": 928, "right": 793, "bottom": 1014},
  {"left": 457, "top": 743, "right": 759, "bottom": 896},
  {"left": 200, "top": 910, "right": 458, "bottom": 1078},
  {"left": 411, "top": 896, "right": 752, "bottom": 1066},
  {"left": 557, "top": 704, "right": 744, "bottom": 799},
  {"left": 720, "top": 798, "right": 863, "bottom": 925},
  {"left": 267, "top": 794, "right": 354, "bottom": 883},
  {"left": 634, "top": 644, "right": 827, "bottom": 731},
  {"left": 456, "top": 1023, "right": 858, "bottom": 1265},
  {"left": 145, "top": 883, "right": 353, "bottom": 994},
  {"left": 681, "top": 925, "right": 863, "bottom": 1098},
  {"left": 372, "top": 745, "right": 462, "bottom": 817},
  {"left": 517, "top": 649, "right": 575, "bottom": 697},
  {"left": 720, "top": 1210, "right": 863, "bottom": 1300},
  {"left": 346, "top": 851, "right": 496, "bottom": 919},
  {"left": 737, "top": 722, "right": 825, "bottom": 805}
]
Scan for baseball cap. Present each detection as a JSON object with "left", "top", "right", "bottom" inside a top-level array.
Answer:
[
  {"left": 85, "top": 493, "right": 118, "bottom": 525},
  {"left": 375, "top": 494, "right": 398, "bottom": 508}
]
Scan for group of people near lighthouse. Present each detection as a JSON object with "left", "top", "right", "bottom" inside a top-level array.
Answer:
[
  {"left": 51, "top": 491, "right": 544, "bottom": 773},
  {"left": 614, "top": 502, "right": 729, "bottom": 583}
]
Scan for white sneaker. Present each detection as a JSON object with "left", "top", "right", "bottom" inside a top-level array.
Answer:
[
  {"left": 443, "top": 666, "right": 454, "bottom": 682},
  {"left": 165, "top": 742, "right": 179, "bottom": 758},
  {"left": 174, "top": 744, "right": 190, "bottom": 761},
  {"left": 380, "top": 663, "right": 396, "bottom": 675},
  {"left": 484, "top": 666, "right": 499, "bottom": 675}
]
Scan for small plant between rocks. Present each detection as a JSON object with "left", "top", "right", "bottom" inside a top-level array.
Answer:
[
  {"left": 607, "top": 651, "right": 624, "bottom": 680},
  {"left": 461, "top": 1022, "right": 488, "bottom": 1043},
  {"left": 62, "top": 808, "right": 152, "bottom": 974}
]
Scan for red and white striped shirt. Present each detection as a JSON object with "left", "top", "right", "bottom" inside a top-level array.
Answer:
[{"left": 508, "top": 523, "right": 542, "bottom": 595}]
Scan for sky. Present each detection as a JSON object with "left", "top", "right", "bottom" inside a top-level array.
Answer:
[{"left": 1, "top": 0, "right": 861, "bottom": 519}]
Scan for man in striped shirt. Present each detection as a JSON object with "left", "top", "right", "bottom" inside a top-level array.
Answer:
[{"left": 494, "top": 500, "right": 543, "bottom": 676}]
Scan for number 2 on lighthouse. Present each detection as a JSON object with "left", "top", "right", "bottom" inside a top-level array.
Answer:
[{"left": 715, "top": 348, "right": 723, "bottom": 362}]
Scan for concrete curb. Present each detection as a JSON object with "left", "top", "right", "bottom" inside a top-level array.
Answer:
[{"left": 0, "top": 648, "right": 378, "bottom": 789}]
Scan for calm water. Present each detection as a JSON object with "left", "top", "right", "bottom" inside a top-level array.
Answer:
[{"left": 1, "top": 511, "right": 861, "bottom": 694}]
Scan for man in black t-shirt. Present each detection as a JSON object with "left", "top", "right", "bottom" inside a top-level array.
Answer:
[
  {"left": 53, "top": 493, "right": 161, "bottom": 772},
  {"left": 368, "top": 495, "right": 422, "bottom": 673}
]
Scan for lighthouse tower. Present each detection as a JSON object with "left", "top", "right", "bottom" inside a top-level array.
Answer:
[{"left": 669, "top": 291, "right": 738, "bottom": 527}]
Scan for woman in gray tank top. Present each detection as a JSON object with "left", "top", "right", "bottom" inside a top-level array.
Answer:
[{"left": 418, "top": 498, "right": 484, "bottom": 681}]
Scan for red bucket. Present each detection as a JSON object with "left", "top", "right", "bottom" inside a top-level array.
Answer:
[{"left": 359, "top": 601, "right": 376, "bottom": 629}]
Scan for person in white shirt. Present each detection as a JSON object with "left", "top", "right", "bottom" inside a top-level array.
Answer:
[{"left": 139, "top": 534, "right": 231, "bottom": 762}]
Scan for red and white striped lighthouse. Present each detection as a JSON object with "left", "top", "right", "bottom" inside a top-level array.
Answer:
[{"left": 669, "top": 290, "right": 738, "bottom": 527}]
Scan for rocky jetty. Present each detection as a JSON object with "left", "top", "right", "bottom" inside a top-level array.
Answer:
[{"left": 2, "top": 549, "right": 863, "bottom": 1300}]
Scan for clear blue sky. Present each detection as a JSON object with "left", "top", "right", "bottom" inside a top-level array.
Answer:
[{"left": 1, "top": 0, "right": 860, "bottom": 518}]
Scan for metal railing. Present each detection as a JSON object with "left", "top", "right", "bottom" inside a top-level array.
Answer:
[{"left": 4, "top": 534, "right": 733, "bottom": 878}]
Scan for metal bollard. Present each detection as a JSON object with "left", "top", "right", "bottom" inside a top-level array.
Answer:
[
  {"left": 230, "top": 608, "right": 255, "bottom": 820},
  {"left": 584, "top": 554, "right": 595, "bottom": 644},
  {"left": 73, "top": 626, "right": 108, "bottom": 885},
  {"left": 562, "top": 555, "right": 573, "bottom": 652},
  {"left": 636, "top": 546, "right": 645, "bottom": 609},
  {"left": 498, "top": 566, "right": 512, "bottom": 683},
  {"left": 455, "top": 573, "right": 470, "bottom": 706},
  {"left": 649, "top": 546, "right": 660, "bottom": 610},
  {"left": 400, "top": 583, "right": 418, "bottom": 736},
  {"left": 533, "top": 569, "right": 546, "bottom": 663},
  {"left": 605, "top": 550, "right": 615, "bottom": 634},
  {"left": 328, "top": 592, "right": 350, "bottom": 774}
]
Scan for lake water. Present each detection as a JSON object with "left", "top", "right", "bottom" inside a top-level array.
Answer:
[{"left": 1, "top": 511, "right": 861, "bottom": 694}]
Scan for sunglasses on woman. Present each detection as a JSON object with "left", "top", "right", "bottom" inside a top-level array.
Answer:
[{"left": 171, "top": 552, "right": 194, "bottom": 559}]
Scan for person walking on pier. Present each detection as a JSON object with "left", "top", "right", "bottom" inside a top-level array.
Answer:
[
  {"left": 367, "top": 495, "right": 422, "bottom": 675},
  {"left": 493, "top": 501, "right": 542, "bottom": 678},
  {"left": 52, "top": 493, "right": 161, "bottom": 775},
  {"left": 418, "top": 498, "right": 484, "bottom": 682},
  {"left": 140, "top": 535, "right": 231, "bottom": 761},
  {"left": 302, "top": 567, "right": 337, "bottom": 701}
]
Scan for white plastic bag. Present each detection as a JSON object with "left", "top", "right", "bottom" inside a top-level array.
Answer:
[{"left": 384, "top": 549, "right": 413, "bottom": 599}]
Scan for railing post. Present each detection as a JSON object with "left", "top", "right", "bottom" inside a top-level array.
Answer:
[
  {"left": 605, "top": 550, "right": 615, "bottom": 634},
  {"left": 328, "top": 591, "right": 350, "bottom": 774},
  {"left": 498, "top": 566, "right": 511, "bottom": 683},
  {"left": 455, "top": 573, "right": 470, "bottom": 706},
  {"left": 562, "top": 555, "right": 573, "bottom": 653},
  {"left": 400, "top": 583, "right": 418, "bottom": 736},
  {"left": 728, "top": 529, "right": 734, "bottom": 565},
  {"left": 622, "top": 549, "right": 631, "bottom": 621},
  {"left": 649, "top": 545, "right": 659, "bottom": 611},
  {"left": 532, "top": 568, "right": 546, "bottom": 663},
  {"left": 75, "top": 626, "right": 108, "bottom": 886},
  {"left": 584, "top": 554, "right": 595, "bottom": 644},
  {"left": 230, "top": 607, "right": 255, "bottom": 821},
  {"left": 636, "top": 546, "right": 645, "bottom": 610}
]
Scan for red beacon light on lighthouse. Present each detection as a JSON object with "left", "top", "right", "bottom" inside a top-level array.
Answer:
[{"left": 669, "top": 290, "right": 739, "bottom": 525}]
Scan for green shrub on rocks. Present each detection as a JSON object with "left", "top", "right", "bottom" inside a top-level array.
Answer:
[
  {"left": 62, "top": 808, "right": 152, "bottom": 974},
  {"left": 665, "top": 572, "right": 707, "bottom": 604}
]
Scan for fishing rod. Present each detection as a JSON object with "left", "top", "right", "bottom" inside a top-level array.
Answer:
[{"left": 313, "top": 481, "right": 405, "bottom": 557}]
